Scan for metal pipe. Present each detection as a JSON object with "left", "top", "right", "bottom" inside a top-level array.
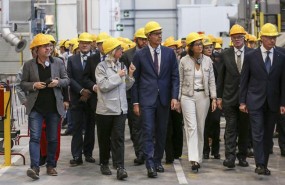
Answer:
[{"left": 1, "top": 0, "right": 27, "bottom": 53}]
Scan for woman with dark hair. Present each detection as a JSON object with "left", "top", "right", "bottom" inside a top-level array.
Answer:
[{"left": 177, "top": 32, "right": 216, "bottom": 172}]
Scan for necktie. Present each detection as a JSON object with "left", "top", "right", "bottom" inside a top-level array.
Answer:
[
  {"left": 82, "top": 54, "right": 87, "bottom": 69},
  {"left": 154, "top": 49, "right": 159, "bottom": 74},
  {"left": 236, "top": 50, "right": 242, "bottom": 73},
  {"left": 265, "top": 51, "right": 271, "bottom": 74},
  {"left": 101, "top": 55, "right": 106, "bottom": 62}
]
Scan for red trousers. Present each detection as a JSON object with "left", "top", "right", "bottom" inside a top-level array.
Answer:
[{"left": 40, "top": 119, "right": 61, "bottom": 161}]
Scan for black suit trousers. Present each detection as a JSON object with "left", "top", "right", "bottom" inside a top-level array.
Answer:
[
  {"left": 277, "top": 114, "right": 285, "bottom": 150},
  {"left": 223, "top": 105, "right": 249, "bottom": 160},
  {"left": 203, "top": 107, "right": 221, "bottom": 155},
  {"left": 70, "top": 102, "right": 95, "bottom": 158},
  {"left": 127, "top": 99, "right": 144, "bottom": 157},
  {"left": 249, "top": 103, "right": 278, "bottom": 167},
  {"left": 165, "top": 109, "right": 183, "bottom": 161}
]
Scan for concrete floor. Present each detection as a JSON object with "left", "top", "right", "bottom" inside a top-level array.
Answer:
[{"left": 0, "top": 116, "right": 285, "bottom": 185}]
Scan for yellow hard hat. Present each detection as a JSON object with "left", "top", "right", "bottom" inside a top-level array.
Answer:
[
  {"left": 144, "top": 21, "right": 162, "bottom": 35},
  {"left": 248, "top": 34, "right": 257, "bottom": 42},
  {"left": 208, "top": 34, "right": 216, "bottom": 43},
  {"left": 91, "top": 34, "right": 97, "bottom": 41},
  {"left": 58, "top": 40, "right": 67, "bottom": 47},
  {"left": 229, "top": 24, "right": 246, "bottom": 36},
  {"left": 78, "top": 32, "right": 93, "bottom": 42},
  {"left": 64, "top": 40, "right": 70, "bottom": 48},
  {"left": 32, "top": 33, "right": 51, "bottom": 48},
  {"left": 72, "top": 42, "right": 79, "bottom": 53},
  {"left": 186, "top": 32, "right": 203, "bottom": 45},
  {"left": 215, "top": 37, "right": 223, "bottom": 44},
  {"left": 69, "top": 38, "right": 78, "bottom": 45},
  {"left": 176, "top": 39, "right": 183, "bottom": 48},
  {"left": 29, "top": 40, "right": 35, "bottom": 50},
  {"left": 260, "top": 23, "right": 279, "bottom": 37},
  {"left": 103, "top": 38, "right": 121, "bottom": 54},
  {"left": 245, "top": 32, "right": 250, "bottom": 41},
  {"left": 46, "top": 34, "right": 56, "bottom": 43},
  {"left": 134, "top": 28, "right": 147, "bottom": 39},
  {"left": 96, "top": 32, "right": 110, "bottom": 43},
  {"left": 120, "top": 42, "right": 130, "bottom": 52},
  {"left": 202, "top": 36, "right": 213, "bottom": 46},
  {"left": 215, "top": 43, "right": 222, "bottom": 49},
  {"left": 163, "top": 36, "right": 177, "bottom": 47}
]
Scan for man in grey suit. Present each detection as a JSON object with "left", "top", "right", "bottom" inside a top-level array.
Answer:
[
  {"left": 21, "top": 33, "right": 69, "bottom": 180},
  {"left": 120, "top": 27, "right": 147, "bottom": 165}
]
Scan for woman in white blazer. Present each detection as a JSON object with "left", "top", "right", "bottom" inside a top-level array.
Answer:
[{"left": 178, "top": 32, "right": 216, "bottom": 172}]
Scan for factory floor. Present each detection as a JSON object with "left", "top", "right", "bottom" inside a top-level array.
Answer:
[{"left": 0, "top": 115, "right": 285, "bottom": 185}]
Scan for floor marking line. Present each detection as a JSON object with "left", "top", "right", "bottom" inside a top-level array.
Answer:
[{"left": 173, "top": 159, "right": 188, "bottom": 184}]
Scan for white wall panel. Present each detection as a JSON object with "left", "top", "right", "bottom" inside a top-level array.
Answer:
[
  {"left": 135, "top": 0, "right": 176, "bottom": 9},
  {"left": 57, "top": 0, "right": 78, "bottom": 40},
  {"left": 178, "top": 5, "right": 237, "bottom": 38}
]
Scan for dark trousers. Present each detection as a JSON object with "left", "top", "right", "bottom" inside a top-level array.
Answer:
[
  {"left": 70, "top": 103, "right": 95, "bottom": 158},
  {"left": 203, "top": 107, "right": 221, "bottom": 155},
  {"left": 249, "top": 104, "right": 278, "bottom": 167},
  {"left": 223, "top": 105, "right": 249, "bottom": 160},
  {"left": 141, "top": 98, "right": 170, "bottom": 169},
  {"left": 165, "top": 109, "right": 183, "bottom": 161},
  {"left": 96, "top": 113, "right": 127, "bottom": 168},
  {"left": 127, "top": 99, "right": 144, "bottom": 158},
  {"left": 277, "top": 115, "right": 285, "bottom": 151}
]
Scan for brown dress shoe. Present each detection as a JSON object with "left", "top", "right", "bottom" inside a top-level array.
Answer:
[{"left": 47, "top": 167, "right": 58, "bottom": 176}]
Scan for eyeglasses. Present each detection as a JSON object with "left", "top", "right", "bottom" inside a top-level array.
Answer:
[
  {"left": 193, "top": 42, "right": 203, "bottom": 47},
  {"left": 231, "top": 35, "right": 244, "bottom": 40}
]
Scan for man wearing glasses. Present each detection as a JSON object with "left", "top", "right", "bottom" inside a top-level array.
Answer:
[
  {"left": 217, "top": 24, "right": 252, "bottom": 169},
  {"left": 131, "top": 21, "right": 179, "bottom": 178}
]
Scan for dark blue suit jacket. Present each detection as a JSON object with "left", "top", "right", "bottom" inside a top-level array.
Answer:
[
  {"left": 131, "top": 45, "right": 179, "bottom": 107},
  {"left": 67, "top": 54, "right": 86, "bottom": 106},
  {"left": 240, "top": 48, "right": 285, "bottom": 111}
]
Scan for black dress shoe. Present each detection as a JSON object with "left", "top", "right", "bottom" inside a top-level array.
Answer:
[
  {"left": 213, "top": 154, "right": 221, "bottom": 159},
  {"left": 264, "top": 168, "right": 271, "bottom": 175},
  {"left": 203, "top": 153, "right": 209, "bottom": 159},
  {"left": 147, "top": 167, "right": 157, "bottom": 178},
  {"left": 238, "top": 159, "right": 249, "bottom": 167},
  {"left": 223, "top": 158, "right": 235, "bottom": 168},
  {"left": 255, "top": 165, "right": 265, "bottom": 175},
  {"left": 117, "top": 167, "right": 128, "bottom": 180},
  {"left": 70, "top": 157, "right": 83, "bottom": 166},
  {"left": 247, "top": 148, "right": 254, "bottom": 158},
  {"left": 165, "top": 159, "right": 174, "bottom": 164},
  {"left": 134, "top": 157, "right": 144, "bottom": 165},
  {"left": 155, "top": 165, "right": 164, "bottom": 173},
  {"left": 191, "top": 162, "right": 200, "bottom": 172},
  {"left": 100, "top": 165, "right": 112, "bottom": 175},
  {"left": 85, "top": 156, "right": 95, "bottom": 163}
]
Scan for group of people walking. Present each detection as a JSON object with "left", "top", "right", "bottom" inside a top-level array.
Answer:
[{"left": 18, "top": 20, "right": 285, "bottom": 181}]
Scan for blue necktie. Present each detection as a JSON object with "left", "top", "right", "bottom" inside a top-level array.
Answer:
[
  {"left": 265, "top": 51, "right": 271, "bottom": 74},
  {"left": 101, "top": 55, "right": 106, "bottom": 62},
  {"left": 154, "top": 49, "right": 158, "bottom": 74}
]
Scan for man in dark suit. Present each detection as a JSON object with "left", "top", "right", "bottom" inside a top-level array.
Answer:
[
  {"left": 67, "top": 32, "right": 95, "bottom": 166},
  {"left": 120, "top": 28, "right": 148, "bottom": 165},
  {"left": 240, "top": 23, "right": 285, "bottom": 175},
  {"left": 131, "top": 21, "right": 179, "bottom": 178},
  {"left": 217, "top": 24, "right": 251, "bottom": 168}
]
